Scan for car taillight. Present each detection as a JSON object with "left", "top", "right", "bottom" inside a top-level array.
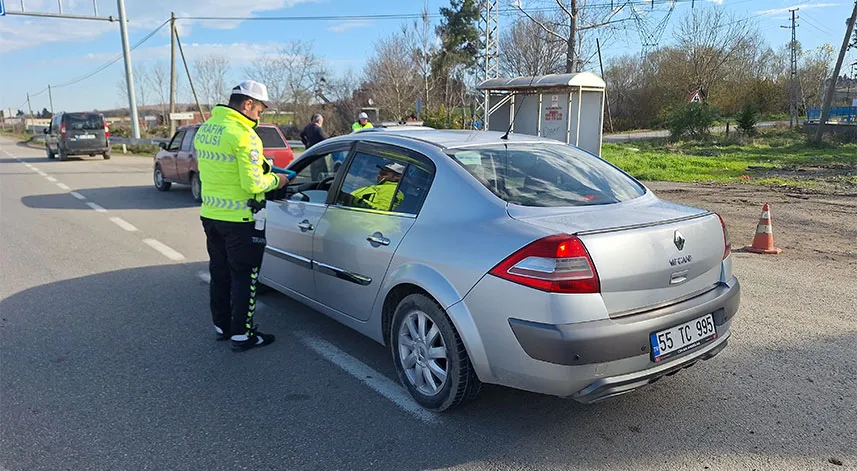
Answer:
[
  {"left": 489, "top": 235, "right": 600, "bottom": 294},
  {"left": 60, "top": 123, "right": 66, "bottom": 139},
  {"left": 104, "top": 123, "right": 110, "bottom": 139},
  {"left": 716, "top": 213, "right": 731, "bottom": 259}
]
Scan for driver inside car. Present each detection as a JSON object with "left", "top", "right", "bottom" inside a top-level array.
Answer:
[{"left": 350, "top": 162, "right": 405, "bottom": 211}]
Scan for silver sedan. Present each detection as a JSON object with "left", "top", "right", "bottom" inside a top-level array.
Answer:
[{"left": 260, "top": 129, "right": 740, "bottom": 411}]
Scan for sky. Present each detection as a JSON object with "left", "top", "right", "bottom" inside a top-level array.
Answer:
[{"left": 0, "top": 0, "right": 854, "bottom": 114}]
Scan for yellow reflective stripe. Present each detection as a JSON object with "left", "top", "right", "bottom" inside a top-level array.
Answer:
[
  {"left": 201, "top": 196, "right": 248, "bottom": 211},
  {"left": 198, "top": 149, "right": 236, "bottom": 163}
]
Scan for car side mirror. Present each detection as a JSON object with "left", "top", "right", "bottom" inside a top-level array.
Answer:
[{"left": 158, "top": 142, "right": 167, "bottom": 149}]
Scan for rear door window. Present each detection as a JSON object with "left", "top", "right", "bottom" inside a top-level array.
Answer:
[
  {"left": 65, "top": 114, "right": 104, "bottom": 131},
  {"left": 448, "top": 144, "right": 645, "bottom": 207},
  {"left": 255, "top": 126, "right": 286, "bottom": 148},
  {"left": 181, "top": 128, "right": 197, "bottom": 152}
]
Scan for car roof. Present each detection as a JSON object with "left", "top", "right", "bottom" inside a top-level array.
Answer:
[{"left": 347, "top": 129, "right": 566, "bottom": 150}]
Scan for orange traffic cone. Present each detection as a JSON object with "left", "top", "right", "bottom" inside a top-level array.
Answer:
[{"left": 745, "top": 203, "right": 782, "bottom": 254}]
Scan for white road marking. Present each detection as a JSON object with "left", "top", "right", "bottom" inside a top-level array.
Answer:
[
  {"left": 143, "top": 238, "right": 186, "bottom": 261},
  {"left": 46, "top": 176, "right": 58, "bottom": 182},
  {"left": 194, "top": 270, "right": 435, "bottom": 423},
  {"left": 86, "top": 202, "right": 107, "bottom": 213},
  {"left": 36, "top": 171, "right": 48, "bottom": 177},
  {"left": 56, "top": 183, "right": 71, "bottom": 190},
  {"left": 109, "top": 217, "right": 139, "bottom": 232},
  {"left": 70, "top": 192, "right": 87, "bottom": 200},
  {"left": 297, "top": 333, "right": 441, "bottom": 426}
]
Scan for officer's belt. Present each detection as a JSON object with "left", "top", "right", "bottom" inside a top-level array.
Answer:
[{"left": 201, "top": 196, "right": 250, "bottom": 211}]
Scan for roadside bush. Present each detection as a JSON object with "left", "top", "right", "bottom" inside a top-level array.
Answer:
[
  {"left": 737, "top": 102, "right": 759, "bottom": 137},
  {"left": 665, "top": 103, "right": 718, "bottom": 141}
]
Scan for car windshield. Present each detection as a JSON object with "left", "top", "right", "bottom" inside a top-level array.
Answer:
[
  {"left": 255, "top": 126, "right": 287, "bottom": 148},
  {"left": 447, "top": 144, "right": 645, "bottom": 207},
  {"left": 65, "top": 113, "right": 104, "bottom": 131}
]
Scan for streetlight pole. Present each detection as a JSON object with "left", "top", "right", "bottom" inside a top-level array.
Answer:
[{"left": 117, "top": 0, "right": 140, "bottom": 139}]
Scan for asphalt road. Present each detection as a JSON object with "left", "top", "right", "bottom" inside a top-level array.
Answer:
[{"left": 1, "top": 136, "right": 854, "bottom": 471}]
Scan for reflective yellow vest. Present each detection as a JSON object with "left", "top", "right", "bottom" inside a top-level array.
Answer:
[
  {"left": 194, "top": 106, "right": 280, "bottom": 222},
  {"left": 352, "top": 121, "right": 374, "bottom": 132},
  {"left": 351, "top": 180, "right": 404, "bottom": 211}
]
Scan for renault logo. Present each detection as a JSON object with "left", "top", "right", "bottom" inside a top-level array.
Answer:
[{"left": 674, "top": 231, "right": 686, "bottom": 251}]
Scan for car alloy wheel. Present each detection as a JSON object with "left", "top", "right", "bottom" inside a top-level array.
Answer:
[
  {"left": 398, "top": 309, "right": 449, "bottom": 396},
  {"left": 191, "top": 173, "right": 202, "bottom": 202},
  {"left": 154, "top": 166, "right": 171, "bottom": 191}
]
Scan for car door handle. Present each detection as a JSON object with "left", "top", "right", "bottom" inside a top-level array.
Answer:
[
  {"left": 366, "top": 235, "right": 390, "bottom": 246},
  {"left": 298, "top": 220, "right": 314, "bottom": 231}
]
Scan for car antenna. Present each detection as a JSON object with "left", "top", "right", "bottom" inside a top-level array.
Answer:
[{"left": 500, "top": 73, "right": 540, "bottom": 140}]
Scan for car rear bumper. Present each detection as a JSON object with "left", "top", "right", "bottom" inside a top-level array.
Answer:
[
  {"left": 461, "top": 275, "right": 740, "bottom": 399},
  {"left": 62, "top": 140, "right": 110, "bottom": 154},
  {"left": 508, "top": 279, "right": 740, "bottom": 366}
]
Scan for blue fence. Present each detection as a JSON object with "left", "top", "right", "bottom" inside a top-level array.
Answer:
[{"left": 806, "top": 107, "right": 857, "bottom": 124}]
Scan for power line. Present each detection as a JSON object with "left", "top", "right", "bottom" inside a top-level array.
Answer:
[
  {"left": 52, "top": 19, "right": 169, "bottom": 89},
  {"left": 800, "top": 12, "right": 834, "bottom": 37}
]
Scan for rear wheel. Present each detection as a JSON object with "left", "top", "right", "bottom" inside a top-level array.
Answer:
[
  {"left": 103, "top": 152, "right": 111, "bottom": 160},
  {"left": 154, "top": 165, "right": 171, "bottom": 191},
  {"left": 391, "top": 293, "right": 481, "bottom": 412},
  {"left": 190, "top": 172, "right": 202, "bottom": 202}
]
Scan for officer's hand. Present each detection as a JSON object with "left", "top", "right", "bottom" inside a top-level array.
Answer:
[{"left": 276, "top": 175, "right": 290, "bottom": 189}]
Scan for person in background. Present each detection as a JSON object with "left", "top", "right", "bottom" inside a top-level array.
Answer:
[
  {"left": 299, "top": 113, "right": 328, "bottom": 149},
  {"left": 351, "top": 112, "right": 373, "bottom": 132}
]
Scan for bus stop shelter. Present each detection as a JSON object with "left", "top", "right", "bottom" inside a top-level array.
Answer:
[{"left": 477, "top": 72, "right": 606, "bottom": 156}]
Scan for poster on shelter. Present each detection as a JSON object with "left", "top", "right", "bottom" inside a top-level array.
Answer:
[{"left": 539, "top": 93, "right": 569, "bottom": 142}]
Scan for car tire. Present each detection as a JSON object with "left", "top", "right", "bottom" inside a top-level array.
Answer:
[
  {"left": 103, "top": 152, "right": 111, "bottom": 160},
  {"left": 58, "top": 149, "right": 68, "bottom": 161},
  {"left": 391, "top": 293, "right": 481, "bottom": 412},
  {"left": 46, "top": 146, "right": 55, "bottom": 159},
  {"left": 154, "top": 165, "right": 171, "bottom": 191},
  {"left": 190, "top": 172, "right": 202, "bottom": 202}
]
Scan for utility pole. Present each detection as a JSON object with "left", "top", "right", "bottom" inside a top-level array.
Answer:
[
  {"left": 116, "top": 0, "right": 141, "bottom": 139},
  {"left": 781, "top": 9, "right": 799, "bottom": 128},
  {"left": 476, "top": 0, "right": 499, "bottom": 130},
  {"left": 26, "top": 93, "right": 33, "bottom": 117},
  {"left": 169, "top": 11, "right": 177, "bottom": 136},
  {"left": 48, "top": 85, "right": 54, "bottom": 114},
  {"left": 814, "top": 0, "right": 857, "bottom": 143}
]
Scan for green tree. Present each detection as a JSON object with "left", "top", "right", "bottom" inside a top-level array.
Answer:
[
  {"left": 432, "top": 0, "right": 479, "bottom": 115},
  {"left": 736, "top": 102, "right": 759, "bottom": 137}
]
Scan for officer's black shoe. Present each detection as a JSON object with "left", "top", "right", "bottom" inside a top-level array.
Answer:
[
  {"left": 231, "top": 329, "right": 275, "bottom": 352},
  {"left": 216, "top": 331, "right": 231, "bottom": 341}
]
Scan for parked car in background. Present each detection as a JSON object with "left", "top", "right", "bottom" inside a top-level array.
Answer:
[
  {"left": 259, "top": 129, "right": 740, "bottom": 411},
  {"left": 44, "top": 112, "right": 111, "bottom": 161},
  {"left": 153, "top": 123, "right": 295, "bottom": 202}
]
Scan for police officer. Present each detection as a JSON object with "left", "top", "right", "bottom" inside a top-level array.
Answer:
[
  {"left": 351, "top": 112, "right": 374, "bottom": 132},
  {"left": 351, "top": 162, "right": 405, "bottom": 211},
  {"left": 194, "top": 80, "right": 290, "bottom": 352}
]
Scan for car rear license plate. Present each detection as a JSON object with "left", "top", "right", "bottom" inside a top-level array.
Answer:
[
  {"left": 78, "top": 134, "right": 96, "bottom": 139},
  {"left": 650, "top": 314, "right": 716, "bottom": 362}
]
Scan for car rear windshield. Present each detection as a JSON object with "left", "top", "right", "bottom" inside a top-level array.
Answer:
[
  {"left": 255, "top": 126, "right": 287, "bottom": 148},
  {"left": 447, "top": 144, "right": 645, "bottom": 207},
  {"left": 65, "top": 113, "right": 104, "bottom": 131}
]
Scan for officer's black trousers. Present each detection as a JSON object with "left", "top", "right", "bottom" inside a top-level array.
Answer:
[{"left": 201, "top": 217, "right": 267, "bottom": 337}]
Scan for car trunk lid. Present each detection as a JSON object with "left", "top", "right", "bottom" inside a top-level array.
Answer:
[{"left": 507, "top": 195, "right": 726, "bottom": 316}]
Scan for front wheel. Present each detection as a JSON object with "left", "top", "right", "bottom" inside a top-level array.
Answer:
[
  {"left": 154, "top": 165, "right": 171, "bottom": 191},
  {"left": 391, "top": 294, "right": 481, "bottom": 412},
  {"left": 190, "top": 173, "right": 202, "bottom": 202}
]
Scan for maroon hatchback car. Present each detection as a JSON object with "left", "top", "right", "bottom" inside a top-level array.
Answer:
[{"left": 153, "top": 123, "right": 295, "bottom": 201}]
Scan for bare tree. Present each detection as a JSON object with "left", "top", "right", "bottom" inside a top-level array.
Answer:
[
  {"left": 674, "top": 8, "right": 757, "bottom": 98},
  {"left": 365, "top": 32, "right": 421, "bottom": 122},
  {"left": 193, "top": 55, "right": 230, "bottom": 110},
  {"left": 147, "top": 61, "right": 171, "bottom": 123},
  {"left": 516, "top": 0, "right": 632, "bottom": 73},
  {"left": 245, "top": 40, "right": 323, "bottom": 122},
  {"left": 402, "top": 8, "right": 438, "bottom": 114},
  {"left": 798, "top": 44, "right": 836, "bottom": 111},
  {"left": 500, "top": 12, "right": 566, "bottom": 76}
]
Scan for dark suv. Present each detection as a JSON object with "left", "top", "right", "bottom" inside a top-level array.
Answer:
[{"left": 44, "top": 112, "right": 111, "bottom": 161}]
